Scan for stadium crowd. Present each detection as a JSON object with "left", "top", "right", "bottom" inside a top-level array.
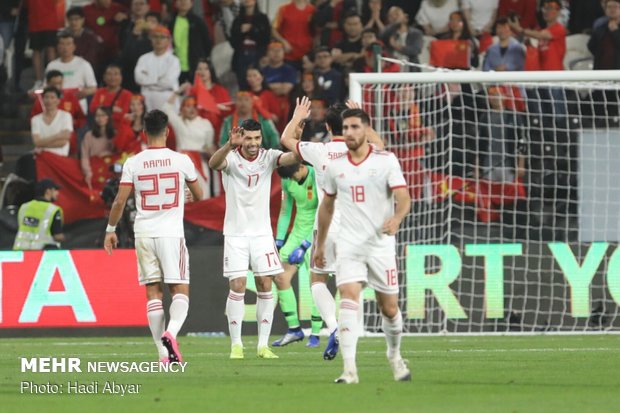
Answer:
[{"left": 0, "top": 0, "right": 615, "bottom": 238}]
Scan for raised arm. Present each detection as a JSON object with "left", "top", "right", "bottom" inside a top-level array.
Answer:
[
  {"left": 280, "top": 96, "right": 312, "bottom": 155},
  {"left": 209, "top": 127, "right": 243, "bottom": 171}
]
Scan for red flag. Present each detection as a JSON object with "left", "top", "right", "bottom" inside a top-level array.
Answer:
[
  {"left": 36, "top": 152, "right": 110, "bottom": 224},
  {"left": 194, "top": 73, "right": 220, "bottom": 115},
  {"left": 430, "top": 39, "right": 471, "bottom": 69}
]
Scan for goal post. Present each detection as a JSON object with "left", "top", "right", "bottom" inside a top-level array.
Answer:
[{"left": 349, "top": 69, "right": 620, "bottom": 334}]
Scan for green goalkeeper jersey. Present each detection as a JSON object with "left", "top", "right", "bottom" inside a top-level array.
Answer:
[{"left": 276, "top": 166, "right": 318, "bottom": 244}]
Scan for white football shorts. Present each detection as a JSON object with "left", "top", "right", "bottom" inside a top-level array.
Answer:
[
  {"left": 335, "top": 254, "right": 399, "bottom": 294},
  {"left": 310, "top": 229, "right": 337, "bottom": 275},
  {"left": 223, "top": 235, "right": 283, "bottom": 279},
  {"left": 135, "top": 237, "right": 190, "bottom": 285}
]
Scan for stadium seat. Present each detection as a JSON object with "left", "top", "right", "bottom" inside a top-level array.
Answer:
[
  {"left": 419, "top": 35, "right": 436, "bottom": 67},
  {"left": 564, "top": 34, "right": 592, "bottom": 71}
]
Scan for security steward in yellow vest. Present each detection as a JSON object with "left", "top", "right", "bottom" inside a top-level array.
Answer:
[{"left": 13, "top": 179, "right": 65, "bottom": 250}]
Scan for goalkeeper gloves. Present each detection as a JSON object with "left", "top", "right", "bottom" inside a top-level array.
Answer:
[
  {"left": 275, "top": 239, "right": 285, "bottom": 250},
  {"left": 288, "top": 240, "right": 311, "bottom": 264}
]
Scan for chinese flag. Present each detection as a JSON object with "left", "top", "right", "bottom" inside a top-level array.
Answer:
[
  {"left": 194, "top": 73, "right": 220, "bottom": 115},
  {"left": 430, "top": 40, "right": 470, "bottom": 69},
  {"left": 56, "top": 0, "right": 65, "bottom": 28}
]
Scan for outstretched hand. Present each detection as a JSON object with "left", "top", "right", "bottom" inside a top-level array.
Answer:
[
  {"left": 293, "top": 96, "right": 312, "bottom": 121},
  {"left": 229, "top": 126, "right": 244, "bottom": 147},
  {"left": 346, "top": 100, "right": 362, "bottom": 110}
]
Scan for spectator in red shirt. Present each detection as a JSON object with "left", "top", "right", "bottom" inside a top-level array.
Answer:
[
  {"left": 181, "top": 58, "right": 233, "bottom": 140},
  {"left": 272, "top": 0, "right": 316, "bottom": 66},
  {"left": 246, "top": 66, "right": 279, "bottom": 126},
  {"left": 509, "top": 0, "right": 566, "bottom": 71},
  {"left": 27, "top": 0, "right": 64, "bottom": 90},
  {"left": 499, "top": 0, "right": 538, "bottom": 30},
  {"left": 83, "top": 0, "right": 128, "bottom": 69},
  {"left": 65, "top": 7, "right": 102, "bottom": 73},
  {"left": 510, "top": 0, "right": 567, "bottom": 116},
  {"left": 90, "top": 64, "right": 133, "bottom": 129},
  {"left": 115, "top": 94, "right": 147, "bottom": 154}
]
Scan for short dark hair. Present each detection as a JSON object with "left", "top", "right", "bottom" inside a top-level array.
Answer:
[
  {"left": 105, "top": 63, "right": 122, "bottom": 73},
  {"left": 343, "top": 10, "right": 361, "bottom": 22},
  {"left": 92, "top": 106, "right": 116, "bottom": 139},
  {"left": 42, "top": 86, "right": 61, "bottom": 98},
  {"left": 45, "top": 70, "right": 63, "bottom": 83},
  {"left": 496, "top": 16, "right": 509, "bottom": 25},
  {"left": 144, "top": 109, "right": 169, "bottom": 137},
  {"left": 66, "top": 6, "right": 85, "bottom": 18},
  {"left": 57, "top": 31, "right": 74, "bottom": 42},
  {"left": 341, "top": 108, "right": 370, "bottom": 125},
  {"left": 543, "top": 0, "right": 562, "bottom": 8},
  {"left": 240, "top": 118, "right": 262, "bottom": 133},
  {"left": 277, "top": 162, "right": 302, "bottom": 179},
  {"left": 325, "top": 103, "right": 347, "bottom": 135},
  {"left": 145, "top": 11, "right": 161, "bottom": 22}
]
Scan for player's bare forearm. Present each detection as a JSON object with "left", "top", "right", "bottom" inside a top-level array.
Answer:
[
  {"left": 393, "top": 187, "right": 411, "bottom": 223},
  {"left": 108, "top": 199, "right": 125, "bottom": 227},
  {"left": 108, "top": 185, "right": 132, "bottom": 227},
  {"left": 316, "top": 195, "right": 335, "bottom": 248},
  {"left": 187, "top": 180, "right": 203, "bottom": 201},
  {"left": 208, "top": 141, "right": 233, "bottom": 170},
  {"left": 281, "top": 97, "right": 311, "bottom": 153}
]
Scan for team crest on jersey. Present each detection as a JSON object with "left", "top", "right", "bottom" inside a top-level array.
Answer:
[
  {"left": 238, "top": 164, "right": 243, "bottom": 169},
  {"left": 338, "top": 173, "right": 345, "bottom": 178},
  {"left": 369, "top": 169, "right": 377, "bottom": 176}
]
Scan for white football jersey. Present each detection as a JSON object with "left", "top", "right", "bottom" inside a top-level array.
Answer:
[
  {"left": 120, "top": 147, "right": 198, "bottom": 238},
  {"left": 323, "top": 148, "right": 407, "bottom": 255},
  {"left": 222, "top": 147, "right": 283, "bottom": 236},
  {"left": 297, "top": 139, "right": 348, "bottom": 231}
]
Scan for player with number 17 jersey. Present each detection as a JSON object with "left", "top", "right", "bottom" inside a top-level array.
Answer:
[{"left": 222, "top": 147, "right": 283, "bottom": 236}]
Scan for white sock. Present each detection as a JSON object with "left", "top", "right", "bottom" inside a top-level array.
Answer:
[
  {"left": 166, "top": 294, "right": 189, "bottom": 338},
  {"left": 382, "top": 310, "right": 403, "bottom": 360},
  {"left": 311, "top": 282, "right": 338, "bottom": 333},
  {"left": 256, "top": 291, "right": 274, "bottom": 348},
  {"left": 146, "top": 299, "right": 167, "bottom": 358},
  {"left": 226, "top": 290, "right": 245, "bottom": 346},
  {"left": 339, "top": 299, "right": 359, "bottom": 374}
]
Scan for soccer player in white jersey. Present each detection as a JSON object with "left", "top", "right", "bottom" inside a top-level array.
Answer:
[
  {"left": 280, "top": 97, "right": 384, "bottom": 360},
  {"left": 209, "top": 118, "right": 298, "bottom": 359},
  {"left": 313, "top": 108, "right": 412, "bottom": 384},
  {"left": 104, "top": 109, "right": 203, "bottom": 364}
]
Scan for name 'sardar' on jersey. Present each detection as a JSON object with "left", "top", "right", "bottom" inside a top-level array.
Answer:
[{"left": 144, "top": 158, "right": 172, "bottom": 169}]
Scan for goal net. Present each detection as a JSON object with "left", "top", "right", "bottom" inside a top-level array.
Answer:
[{"left": 349, "top": 68, "right": 620, "bottom": 333}]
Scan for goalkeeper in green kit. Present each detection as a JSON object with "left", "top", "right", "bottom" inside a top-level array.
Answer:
[{"left": 272, "top": 160, "right": 323, "bottom": 347}]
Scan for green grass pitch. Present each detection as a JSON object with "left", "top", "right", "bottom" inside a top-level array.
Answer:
[{"left": 1, "top": 335, "right": 619, "bottom": 413}]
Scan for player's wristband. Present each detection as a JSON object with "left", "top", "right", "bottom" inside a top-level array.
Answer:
[{"left": 106, "top": 224, "right": 117, "bottom": 233}]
